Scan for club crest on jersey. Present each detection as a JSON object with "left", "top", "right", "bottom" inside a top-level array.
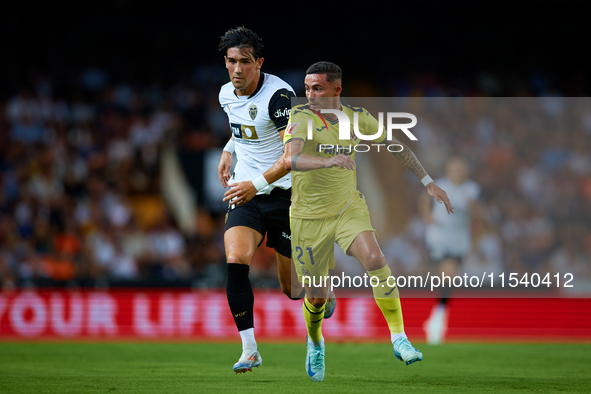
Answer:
[
  {"left": 349, "top": 128, "right": 359, "bottom": 142},
  {"left": 249, "top": 104, "right": 258, "bottom": 120}
]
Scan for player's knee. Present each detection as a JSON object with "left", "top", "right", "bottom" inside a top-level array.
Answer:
[
  {"left": 226, "top": 254, "right": 250, "bottom": 266},
  {"left": 363, "top": 252, "right": 387, "bottom": 271},
  {"left": 307, "top": 297, "right": 327, "bottom": 308}
]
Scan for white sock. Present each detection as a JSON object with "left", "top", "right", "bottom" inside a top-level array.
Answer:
[
  {"left": 239, "top": 328, "right": 257, "bottom": 352},
  {"left": 308, "top": 335, "right": 325, "bottom": 348},
  {"left": 391, "top": 332, "right": 408, "bottom": 344}
]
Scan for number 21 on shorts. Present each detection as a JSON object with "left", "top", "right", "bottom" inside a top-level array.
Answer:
[{"left": 295, "top": 246, "right": 315, "bottom": 265}]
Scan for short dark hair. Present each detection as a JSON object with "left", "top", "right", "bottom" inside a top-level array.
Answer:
[
  {"left": 219, "top": 26, "right": 264, "bottom": 60},
  {"left": 306, "top": 61, "right": 342, "bottom": 83}
]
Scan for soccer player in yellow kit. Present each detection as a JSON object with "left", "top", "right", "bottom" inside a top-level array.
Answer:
[{"left": 283, "top": 61, "right": 454, "bottom": 382}]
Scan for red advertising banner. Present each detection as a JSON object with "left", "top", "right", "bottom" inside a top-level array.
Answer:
[{"left": 1, "top": 289, "right": 590, "bottom": 341}]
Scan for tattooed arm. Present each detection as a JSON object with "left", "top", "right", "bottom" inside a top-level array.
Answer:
[{"left": 391, "top": 140, "right": 429, "bottom": 180}]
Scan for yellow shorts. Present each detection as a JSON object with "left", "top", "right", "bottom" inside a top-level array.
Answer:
[{"left": 291, "top": 193, "right": 376, "bottom": 286}]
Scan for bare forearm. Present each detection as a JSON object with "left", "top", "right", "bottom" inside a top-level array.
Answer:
[
  {"left": 263, "top": 156, "right": 291, "bottom": 183},
  {"left": 392, "top": 142, "right": 428, "bottom": 180},
  {"left": 284, "top": 140, "right": 332, "bottom": 171},
  {"left": 284, "top": 139, "right": 354, "bottom": 172},
  {"left": 291, "top": 153, "right": 331, "bottom": 171}
]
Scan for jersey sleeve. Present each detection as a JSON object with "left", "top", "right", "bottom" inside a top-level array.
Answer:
[
  {"left": 283, "top": 106, "right": 309, "bottom": 144},
  {"left": 268, "top": 88, "right": 295, "bottom": 131}
]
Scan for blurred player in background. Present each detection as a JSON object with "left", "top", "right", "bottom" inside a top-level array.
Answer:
[
  {"left": 283, "top": 61, "right": 454, "bottom": 382},
  {"left": 217, "top": 26, "right": 302, "bottom": 374},
  {"left": 419, "top": 156, "right": 482, "bottom": 344}
]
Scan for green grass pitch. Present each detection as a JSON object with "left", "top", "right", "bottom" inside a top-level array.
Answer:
[{"left": 0, "top": 342, "right": 590, "bottom": 393}]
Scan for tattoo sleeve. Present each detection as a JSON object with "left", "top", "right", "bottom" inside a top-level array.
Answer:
[{"left": 392, "top": 141, "right": 428, "bottom": 180}]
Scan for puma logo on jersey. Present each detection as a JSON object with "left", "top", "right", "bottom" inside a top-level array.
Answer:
[{"left": 280, "top": 93, "right": 289, "bottom": 99}]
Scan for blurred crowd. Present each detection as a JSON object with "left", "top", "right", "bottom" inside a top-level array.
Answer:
[
  {"left": 1, "top": 67, "right": 590, "bottom": 292},
  {"left": 0, "top": 67, "right": 231, "bottom": 290},
  {"left": 366, "top": 97, "right": 591, "bottom": 292}
]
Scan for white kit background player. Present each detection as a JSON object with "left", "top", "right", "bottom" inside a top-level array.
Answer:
[{"left": 419, "top": 156, "right": 482, "bottom": 344}]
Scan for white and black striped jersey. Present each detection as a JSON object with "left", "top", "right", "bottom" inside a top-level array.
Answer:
[{"left": 219, "top": 72, "right": 295, "bottom": 194}]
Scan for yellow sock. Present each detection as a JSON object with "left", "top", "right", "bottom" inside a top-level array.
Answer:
[
  {"left": 368, "top": 265, "right": 404, "bottom": 334},
  {"left": 303, "top": 298, "right": 325, "bottom": 344}
]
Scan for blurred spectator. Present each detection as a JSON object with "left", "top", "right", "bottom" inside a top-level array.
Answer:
[{"left": 146, "top": 211, "right": 190, "bottom": 282}]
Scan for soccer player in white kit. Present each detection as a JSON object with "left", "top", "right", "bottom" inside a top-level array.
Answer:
[
  {"left": 216, "top": 27, "right": 337, "bottom": 374},
  {"left": 419, "top": 156, "right": 481, "bottom": 344}
]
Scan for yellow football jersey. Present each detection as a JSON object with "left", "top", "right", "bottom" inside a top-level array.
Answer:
[{"left": 284, "top": 103, "right": 384, "bottom": 219}]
